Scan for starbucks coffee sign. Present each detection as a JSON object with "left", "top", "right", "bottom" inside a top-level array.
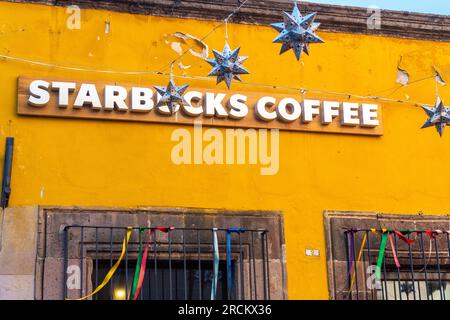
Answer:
[{"left": 17, "top": 76, "right": 382, "bottom": 136}]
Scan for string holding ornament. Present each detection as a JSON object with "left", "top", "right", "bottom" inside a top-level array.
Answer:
[
  {"left": 206, "top": 17, "right": 250, "bottom": 89},
  {"left": 420, "top": 65, "right": 450, "bottom": 137},
  {"left": 153, "top": 63, "right": 190, "bottom": 114}
]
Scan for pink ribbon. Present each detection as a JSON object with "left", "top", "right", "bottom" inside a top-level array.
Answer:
[{"left": 388, "top": 233, "right": 401, "bottom": 268}]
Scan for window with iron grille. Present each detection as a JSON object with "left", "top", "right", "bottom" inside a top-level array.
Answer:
[
  {"left": 63, "top": 226, "right": 271, "bottom": 300},
  {"left": 36, "top": 207, "right": 287, "bottom": 300},
  {"left": 324, "top": 211, "right": 450, "bottom": 300}
]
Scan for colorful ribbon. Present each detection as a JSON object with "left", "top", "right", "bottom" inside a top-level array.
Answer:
[
  {"left": 425, "top": 230, "right": 435, "bottom": 239},
  {"left": 349, "top": 232, "right": 367, "bottom": 292},
  {"left": 130, "top": 226, "right": 174, "bottom": 300},
  {"left": 155, "top": 226, "right": 175, "bottom": 233},
  {"left": 131, "top": 229, "right": 152, "bottom": 300},
  {"left": 394, "top": 229, "right": 416, "bottom": 245},
  {"left": 426, "top": 229, "right": 444, "bottom": 239},
  {"left": 447, "top": 231, "right": 450, "bottom": 257},
  {"left": 130, "top": 228, "right": 145, "bottom": 300},
  {"left": 66, "top": 226, "right": 133, "bottom": 300},
  {"left": 350, "top": 228, "right": 449, "bottom": 285},
  {"left": 375, "top": 229, "right": 388, "bottom": 282},
  {"left": 347, "top": 230, "right": 355, "bottom": 280},
  {"left": 211, "top": 228, "right": 219, "bottom": 300},
  {"left": 226, "top": 228, "right": 246, "bottom": 297},
  {"left": 388, "top": 233, "right": 401, "bottom": 268}
]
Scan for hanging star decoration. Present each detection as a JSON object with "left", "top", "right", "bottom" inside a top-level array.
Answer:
[
  {"left": 206, "top": 42, "right": 249, "bottom": 89},
  {"left": 421, "top": 96, "right": 450, "bottom": 137},
  {"left": 271, "top": 1, "right": 324, "bottom": 60},
  {"left": 154, "top": 78, "right": 189, "bottom": 114}
]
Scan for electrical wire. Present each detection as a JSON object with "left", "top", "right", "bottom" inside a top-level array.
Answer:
[
  {"left": 0, "top": 52, "right": 439, "bottom": 107},
  {"left": 0, "top": 0, "right": 444, "bottom": 108},
  {"left": 157, "top": 0, "right": 251, "bottom": 74}
]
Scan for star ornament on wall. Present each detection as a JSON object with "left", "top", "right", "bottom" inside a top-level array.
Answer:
[
  {"left": 421, "top": 96, "right": 450, "bottom": 137},
  {"left": 207, "top": 42, "right": 250, "bottom": 89},
  {"left": 271, "top": 2, "right": 324, "bottom": 60},
  {"left": 154, "top": 78, "right": 189, "bottom": 114}
]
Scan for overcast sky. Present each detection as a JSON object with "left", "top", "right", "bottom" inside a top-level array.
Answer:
[{"left": 302, "top": 0, "right": 450, "bottom": 15}]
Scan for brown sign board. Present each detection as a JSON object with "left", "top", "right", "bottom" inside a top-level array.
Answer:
[{"left": 17, "top": 76, "right": 383, "bottom": 136}]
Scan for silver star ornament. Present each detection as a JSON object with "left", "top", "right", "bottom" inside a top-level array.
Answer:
[
  {"left": 154, "top": 78, "right": 189, "bottom": 114},
  {"left": 421, "top": 96, "right": 450, "bottom": 137},
  {"left": 271, "top": 2, "right": 324, "bottom": 60},
  {"left": 207, "top": 42, "right": 249, "bottom": 89}
]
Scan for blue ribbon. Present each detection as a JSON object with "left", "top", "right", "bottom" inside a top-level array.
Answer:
[{"left": 226, "top": 228, "right": 246, "bottom": 298}]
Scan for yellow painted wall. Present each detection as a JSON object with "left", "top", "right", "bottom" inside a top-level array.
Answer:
[{"left": 1, "top": 1, "right": 450, "bottom": 299}]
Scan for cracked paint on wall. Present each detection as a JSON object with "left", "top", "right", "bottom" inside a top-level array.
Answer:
[{"left": 164, "top": 32, "right": 209, "bottom": 71}]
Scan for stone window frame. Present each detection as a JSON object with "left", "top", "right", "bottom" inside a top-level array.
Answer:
[
  {"left": 324, "top": 210, "right": 450, "bottom": 300},
  {"left": 35, "top": 206, "right": 287, "bottom": 300}
]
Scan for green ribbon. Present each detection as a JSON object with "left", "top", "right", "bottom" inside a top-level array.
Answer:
[
  {"left": 375, "top": 231, "right": 389, "bottom": 281},
  {"left": 130, "top": 228, "right": 145, "bottom": 300}
]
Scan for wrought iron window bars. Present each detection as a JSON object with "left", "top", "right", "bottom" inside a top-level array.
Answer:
[
  {"left": 62, "top": 225, "right": 271, "bottom": 300},
  {"left": 341, "top": 228, "right": 450, "bottom": 300}
]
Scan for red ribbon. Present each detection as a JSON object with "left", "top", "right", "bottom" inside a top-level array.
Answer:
[
  {"left": 394, "top": 229, "right": 416, "bottom": 245},
  {"left": 132, "top": 226, "right": 175, "bottom": 300},
  {"left": 425, "top": 230, "right": 435, "bottom": 238},
  {"left": 133, "top": 230, "right": 152, "bottom": 300},
  {"left": 155, "top": 226, "right": 175, "bottom": 233}
]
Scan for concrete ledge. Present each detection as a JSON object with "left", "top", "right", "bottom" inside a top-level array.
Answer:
[{"left": 3, "top": 0, "right": 450, "bottom": 41}]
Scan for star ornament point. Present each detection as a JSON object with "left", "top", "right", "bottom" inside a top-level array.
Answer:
[
  {"left": 421, "top": 96, "right": 450, "bottom": 137},
  {"left": 206, "top": 42, "right": 250, "bottom": 89},
  {"left": 154, "top": 78, "right": 189, "bottom": 114},
  {"left": 271, "top": 2, "right": 324, "bottom": 60}
]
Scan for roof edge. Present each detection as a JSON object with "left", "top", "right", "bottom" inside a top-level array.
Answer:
[{"left": 4, "top": 0, "right": 450, "bottom": 42}]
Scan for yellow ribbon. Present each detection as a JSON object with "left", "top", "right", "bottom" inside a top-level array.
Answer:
[
  {"left": 349, "top": 232, "right": 367, "bottom": 292},
  {"left": 371, "top": 228, "right": 387, "bottom": 235},
  {"left": 66, "top": 226, "right": 133, "bottom": 300}
]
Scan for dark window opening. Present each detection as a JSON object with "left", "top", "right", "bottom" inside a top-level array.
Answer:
[{"left": 95, "top": 260, "right": 234, "bottom": 300}]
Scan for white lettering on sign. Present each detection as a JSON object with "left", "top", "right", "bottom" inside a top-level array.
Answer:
[
  {"left": 23, "top": 78, "right": 382, "bottom": 135},
  {"left": 52, "top": 81, "right": 76, "bottom": 108},
  {"left": 228, "top": 94, "right": 248, "bottom": 120},
  {"left": 73, "top": 83, "right": 102, "bottom": 110},
  {"left": 204, "top": 92, "right": 228, "bottom": 118},
  {"left": 302, "top": 100, "right": 320, "bottom": 123},
  {"left": 104, "top": 85, "right": 128, "bottom": 111},
  {"left": 341, "top": 102, "right": 360, "bottom": 126},
  {"left": 361, "top": 104, "right": 380, "bottom": 127},
  {"left": 131, "top": 87, "right": 153, "bottom": 113},
  {"left": 255, "top": 96, "right": 277, "bottom": 122},
  {"left": 182, "top": 91, "right": 203, "bottom": 117},
  {"left": 277, "top": 98, "right": 301, "bottom": 123},
  {"left": 28, "top": 80, "right": 50, "bottom": 106},
  {"left": 322, "top": 101, "right": 340, "bottom": 124}
]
